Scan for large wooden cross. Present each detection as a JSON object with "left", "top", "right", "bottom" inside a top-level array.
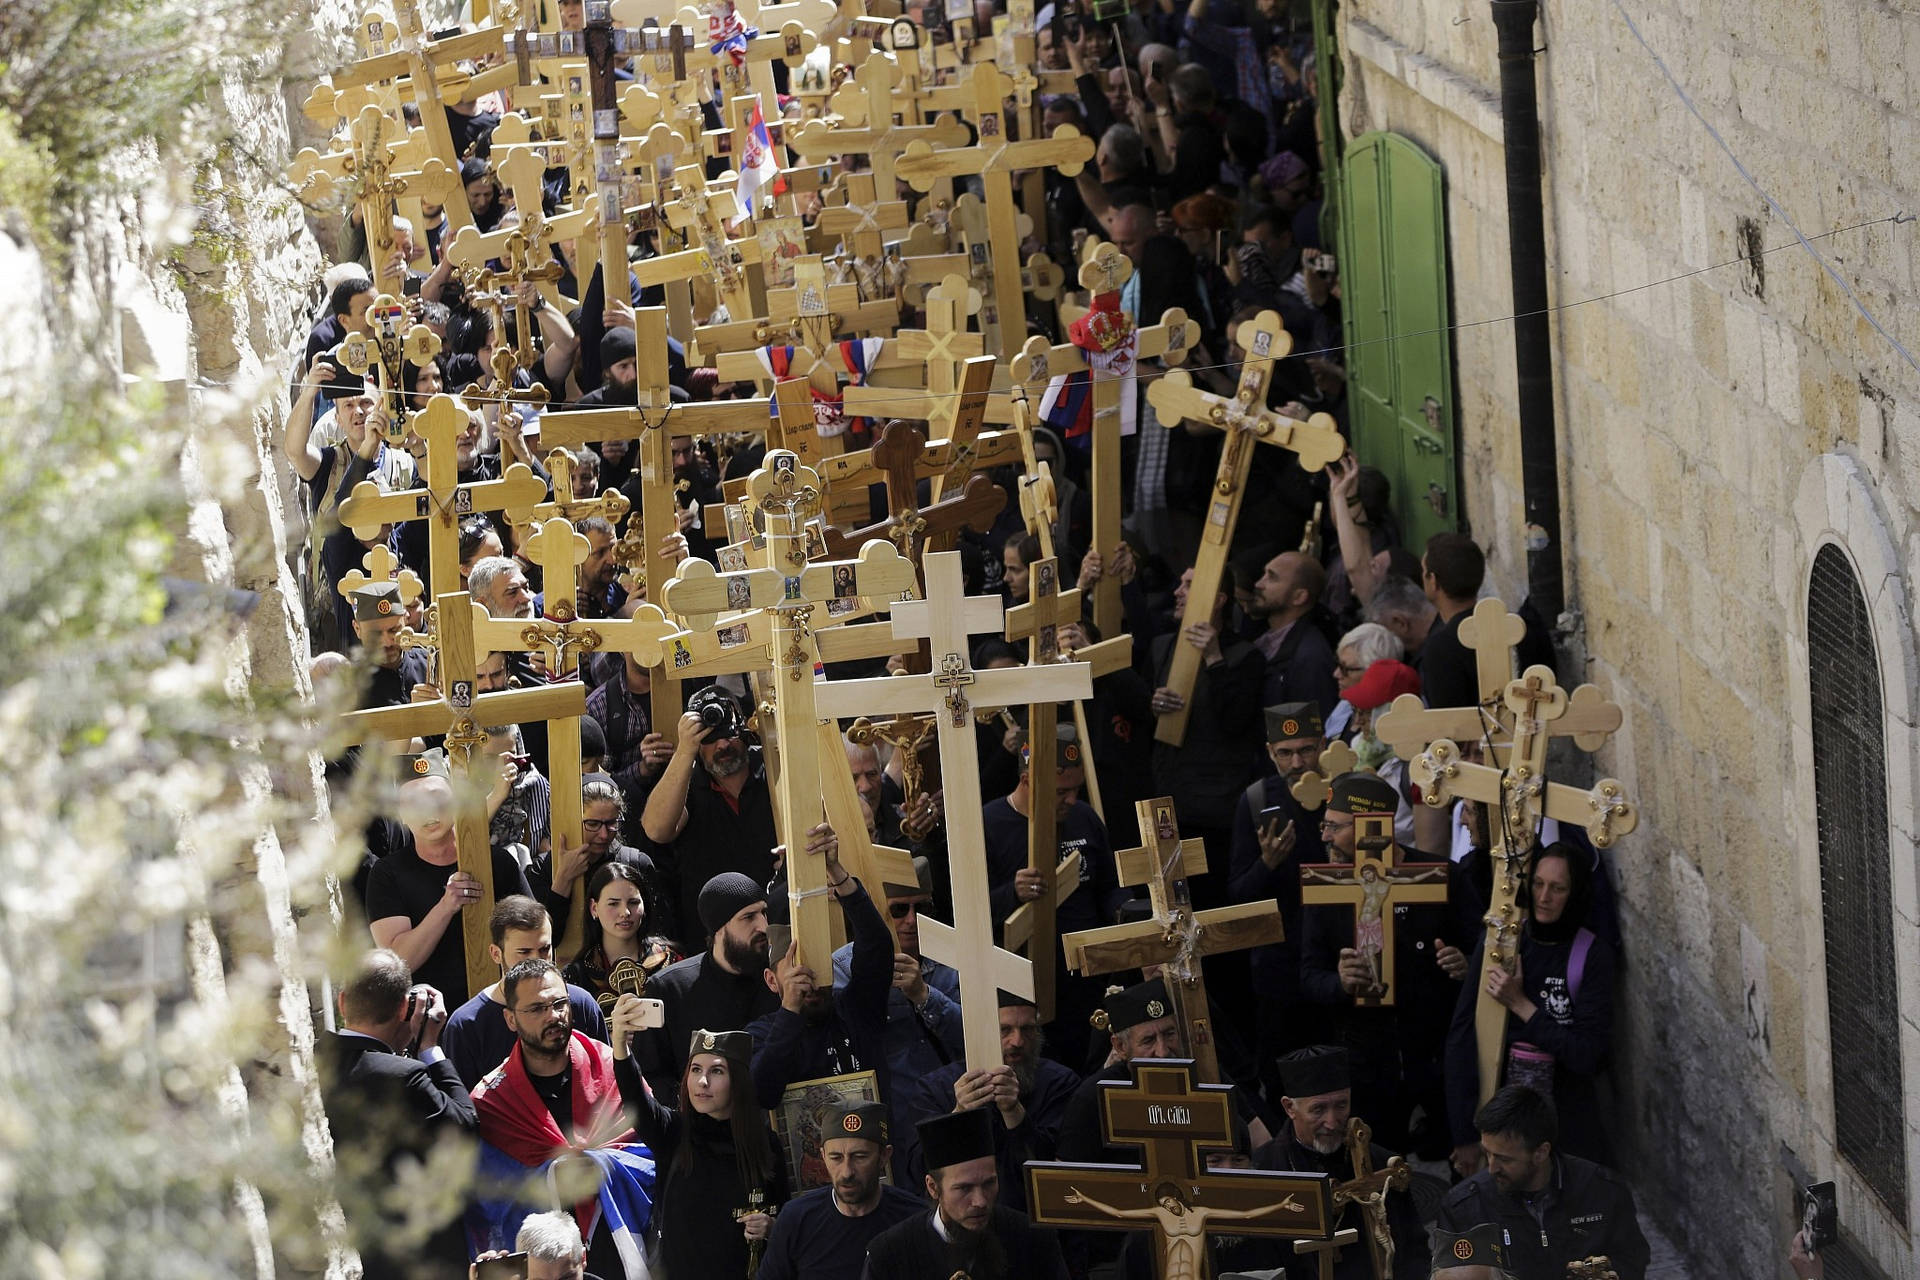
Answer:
[
  {"left": 1298, "top": 804, "right": 1448, "bottom": 1007},
  {"left": 661, "top": 449, "right": 920, "bottom": 971},
  {"left": 1061, "top": 797, "right": 1283, "bottom": 1083},
  {"left": 1009, "top": 243, "right": 1196, "bottom": 638},
  {"left": 1027, "top": 1060, "right": 1333, "bottom": 1279},
  {"left": 336, "top": 395, "right": 548, "bottom": 597},
  {"left": 1333, "top": 1117, "right": 1410, "bottom": 1280},
  {"left": 1374, "top": 599, "right": 1636, "bottom": 1102},
  {"left": 783, "top": 52, "right": 972, "bottom": 200},
  {"left": 812, "top": 550, "right": 1092, "bottom": 1067},
  {"left": 289, "top": 103, "right": 458, "bottom": 300},
  {"left": 1143, "top": 311, "right": 1344, "bottom": 746},
  {"left": 818, "top": 418, "right": 1007, "bottom": 574},
  {"left": 505, "top": 448, "right": 632, "bottom": 544},
  {"left": 334, "top": 590, "right": 588, "bottom": 997}
]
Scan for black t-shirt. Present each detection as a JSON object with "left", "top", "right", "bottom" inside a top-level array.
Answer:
[
  {"left": 363, "top": 845, "right": 535, "bottom": 1002},
  {"left": 1418, "top": 610, "right": 1478, "bottom": 709},
  {"left": 529, "top": 1062, "right": 573, "bottom": 1135}
]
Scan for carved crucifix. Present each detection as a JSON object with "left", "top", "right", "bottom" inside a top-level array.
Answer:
[
  {"left": 1299, "top": 806, "right": 1448, "bottom": 1006},
  {"left": 1144, "top": 311, "right": 1345, "bottom": 747},
  {"left": 819, "top": 418, "right": 1008, "bottom": 577},
  {"left": 1334, "top": 1117, "right": 1410, "bottom": 1280},
  {"left": 1027, "top": 1060, "right": 1333, "bottom": 1279},
  {"left": 1061, "top": 797, "right": 1284, "bottom": 1083}
]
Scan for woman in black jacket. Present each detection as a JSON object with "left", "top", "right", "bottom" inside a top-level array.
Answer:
[
  {"left": 610, "top": 1008, "right": 786, "bottom": 1278},
  {"left": 1444, "top": 840, "right": 1618, "bottom": 1170}
]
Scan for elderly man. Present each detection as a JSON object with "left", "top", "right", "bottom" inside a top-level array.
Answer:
[
  {"left": 470, "top": 554, "right": 537, "bottom": 620},
  {"left": 756, "top": 1102, "right": 924, "bottom": 1280},
  {"left": 469, "top": 1211, "right": 597, "bottom": 1280}
]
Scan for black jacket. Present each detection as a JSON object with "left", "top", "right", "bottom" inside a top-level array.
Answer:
[
  {"left": 861, "top": 1203, "right": 1070, "bottom": 1280},
  {"left": 1435, "top": 1153, "right": 1649, "bottom": 1280},
  {"left": 1253, "top": 1134, "right": 1428, "bottom": 1279},
  {"left": 748, "top": 881, "right": 894, "bottom": 1109},
  {"left": 637, "top": 950, "right": 779, "bottom": 1101},
  {"left": 1148, "top": 631, "right": 1266, "bottom": 830}
]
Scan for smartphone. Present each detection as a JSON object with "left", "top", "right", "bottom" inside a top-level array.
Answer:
[
  {"left": 475, "top": 1253, "right": 528, "bottom": 1280},
  {"left": 1800, "top": 1180, "right": 1837, "bottom": 1252},
  {"left": 1258, "top": 805, "right": 1289, "bottom": 826},
  {"left": 627, "top": 996, "right": 667, "bottom": 1029},
  {"left": 766, "top": 923, "right": 793, "bottom": 961}
]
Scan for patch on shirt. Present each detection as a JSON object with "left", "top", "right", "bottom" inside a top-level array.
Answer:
[{"left": 1541, "top": 975, "right": 1572, "bottom": 1020}]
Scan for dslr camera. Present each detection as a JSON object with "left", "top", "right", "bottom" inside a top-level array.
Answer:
[{"left": 688, "top": 686, "right": 746, "bottom": 743}]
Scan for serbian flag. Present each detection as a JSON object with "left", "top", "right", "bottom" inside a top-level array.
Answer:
[
  {"left": 467, "top": 1032, "right": 656, "bottom": 1277},
  {"left": 732, "top": 99, "right": 778, "bottom": 228},
  {"left": 1038, "top": 370, "right": 1094, "bottom": 447}
]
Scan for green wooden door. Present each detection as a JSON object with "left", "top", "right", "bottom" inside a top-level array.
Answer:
[{"left": 1337, "top": 131, "right": 1458, "bottom": 550}]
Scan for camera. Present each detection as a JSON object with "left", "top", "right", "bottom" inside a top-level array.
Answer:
[
  {"left": 688, "top": 686, "right": 745, "bottom": 743},
  {"left": 403, "top": 984, "right": 444, "bottom": 1026}
]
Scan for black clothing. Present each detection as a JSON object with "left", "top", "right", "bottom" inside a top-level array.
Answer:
[
  {"left": 441, "top": 983, "right": 609, "bottom": 1089},
  {"left": 1252, "top": 1133, "right": 1428, "bottom": 1279},
  {"left": 320, "top": 1032, "right": 475, "bottom": 1279},
  {"left": 757, "top": 1184, "right": 925, "bottom": 1280},
  {"left": 363, "top": 846, "right": 533, "bottom": 1005},
  {"left": 360, "top": 648, "right": 433, "bottom": 710},
  {"left": 748, "top": 881, "right": 894, "bottom": 1109},
  {"left": 528, "top": 841, "right": 668, "bottom": 949},
  {"left": 1435, "top": 1154, "right": 1649, "bottom": 1280},
  {"left": 1148, "top": 630, "right": 1266, "bottom": 833},
  {"left": 901, "top": 1057, "right": 1082, "bottom": 1212},
  {"left": 640, "top": 750, "right": 779, "bottom": 954},
  {"left": 1168, "top": 110, "right": 1228, "bottom": 201},
  {"left": 1262, "top": 617, "right": 1340, "bottom": 719},
  {"left": 862, "top": 1204, "right": 1069, "bottom": 1280},
  {"left": 612, "top": 1053, "right": 787, "bottom": 1280},
  {"left": 636, "top": 950, "right": 778, "bottom": 1102},
  {"left": 1416, "top": 609, "right": 1478, "bottom": 709},
  {"left": 1228, "top": 775, "right": 1333, "bottom": 1094}
]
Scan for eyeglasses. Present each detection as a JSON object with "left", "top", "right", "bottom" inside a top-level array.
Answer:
[
  {"left": 1318, "top": 818, "right": 1353, "bottom": 833},
  {"left": 887, "top": 901, "right": 925, "bottom": 920},
  {"left": 515, "top": 997, "right": 571, "bottom": 1018},
  {"left": 581, "top": 818, "right": 617, "bottom": 832}
]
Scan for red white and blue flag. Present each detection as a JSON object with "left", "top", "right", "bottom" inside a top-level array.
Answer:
[{"left": 732, "top": 98, "right": 778, "bottom": 227}]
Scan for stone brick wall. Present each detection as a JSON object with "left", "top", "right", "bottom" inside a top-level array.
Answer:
[{"left": 1338, "top": 0, "right": 1920, "bottom": 1274}]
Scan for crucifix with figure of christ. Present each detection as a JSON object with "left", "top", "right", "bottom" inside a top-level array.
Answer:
[
  {"left": 818, "top": 417, "right": 1008, "bottom": 577},
  {"left": 1143, "top": 310, "right": 1344, "bottom": 747},
  {"left": 289, "top": 103, "right": 458, "bottom": 301},
  {"left": 1061, "top": 796, "right": 1284, "bottom": 1083},
  {"left": 336, "top": 394, "right": 549, "bottom": 597},
  {"left": 1298, "top": 795, "right": 1448, "bottom": 1006},
  {"left": 1372, "top": 598, "right": 1636, "bottom": 1103},
  {"left": 1027, "top": 1059, "right": 1332, "bottom": 1280},
  {"left": 661, "top": 449, "right": 921, "bottom": 971},
  {"left": 335, "top": 590, "right": 589, "bottom": 998},
  {"left": 1331, "top": 1116, "right": 1411, "bottom": 1280},
  {"left": 813, "top": 550, "right": 1093, "bottom": 1068},
  {"left": 1009, "top": 242, "right": 1196, "bottom": 640},
  {"left": 505, "top": 448, "right": 631, "bottom": 544}
]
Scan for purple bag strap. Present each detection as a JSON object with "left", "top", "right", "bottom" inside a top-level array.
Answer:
[{"left": 1567, "top": 928, "right": 1596, "bottom": 1003}]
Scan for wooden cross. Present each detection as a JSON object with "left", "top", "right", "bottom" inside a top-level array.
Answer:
[
  {"left": 1374, "top": 609, "right": 1636, "bottom": 1102},
  {"left": 812, "top": 550, "right": 1092, "bottom": 1067},
  {"left": 819, "top": 418, "right": 1007, "bottom": 574},
  {"left": 289, "top": 104, "right": 458, "bottom": 300},
  {"left": 948, "top": 191, "right": 1036, "bottom": 358},
  {"left": 1298, "top": 809, "right": 1448, "bottom": 1007},
  {"left": 334, "top": 591, "right": 589, "bottom": 998},
  {"left": 814, "top": 168, "right": 911, "bottom": 272},
  {"left": 1293, "top": 1229, "right": 1365, "bottom": 1280},
  {"left": 784, "top": 52, "right": 973, "bottom": 199},
  {"left": 1026, "top": 1060, "right": 1333, "bottom": 1279},
  {"left": 628, "top": 165, "right": 766, "bottom": 317},
  {"left": 893, "top": 62, "right": 1095, "bottom": 358},
  {"left": 336, "top": 395, "right": 549, "bottom": 597},
  {"left": 1332, "top": 1117, "right": 1410, "bottom": 1280},
  {"left": 442, "top": 143, "right": 596, "bottom": 338},
  {"left": 338, "top": 542, "right": 425, "bottom": 612},
  {"left": 1061, "top": 797, "right": 1284, "bottom": 1083},
  {"left": 838, "top": 279, "right": 998, "bottom": 442},
  {"left": 661, "top": 449, "right": 920, "bottom": 971},
  {"left": 505, "top": 447, "right": 632, "bottom": 541},
  {"left": 329, "top": 288, "right": 443, "bottom": 426},
  {"left": 1288, "top": 740, "right": 1361, "bottom": 812},
  {"left": 1143, "top": 311, "right": 1344, "bottom": 747},
  {"left": 1009, "top": 243, "right": 1196, "bottom": 639}
]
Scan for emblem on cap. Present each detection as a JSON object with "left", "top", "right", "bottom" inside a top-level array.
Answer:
[
  {"left": 412, "top": 758, "right": 430, "bottom": 775},
  {"left": 1281, "top": 717, "right": 1299, "bottom": 736},
  {"left": 702, "top": 1032, "right": 716, "bottom": 1051},
  {"left": 1063, "top": 744, "right": 1080, "bottom": 762},
  {"left": 377, "top": 599, "right": 393, "bottom": 615},
  {"left": 843, "top": 1113, "right": 862, "bottom": 1133},
  {"left": 1146, "top": 999, "right": 1165, "bottom": 1017},
  {"left": 1452, "top": 1240, "right": 1473, "bottom": 1260}
]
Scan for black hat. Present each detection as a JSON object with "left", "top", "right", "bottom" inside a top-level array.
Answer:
[
  {"left": 1115, "top": 896, "right": 1154, "bottom": 925},
  {"left": 1431, "top": 1224, "right": 1510, "bottom": 1269},
  {"left": 687, "top": 1028, "right": 753, "bottom": 1066},
  {"left": 698, "top": 871, "right": 767, "bottom": 934},
  {"left": 578, "top": 715, "right": 608, "bottom": 759},
  {"left": 881, "top": 854, "right": 934, "bottom": 901},
  {"left": 1099, "top": 977, "right": 1172, "bottom": 1034},
  {"left": 600, "top": 325, "right": 637, "bottom": 370},
  {"left": 824, "top": 1100, "right": 890, "bottom": 1147},
  {"left": 1264, "top": 701, "right": 1324, "bottom": 743},
  {"left": 396, "top": 748, "right": 451, "bottom": 785},
  {"left": 916, "top": 1106, "right": 995, "bottom": 1171},
  {"left": 1328, "top": 771, "right": 1398, "bottom": 816},
  {"left": 1277, "top": 1045, "right": 1350, "bottom": 1099},
  {"left": 351, "top": 579, "right": 404, "bottom": 622}
]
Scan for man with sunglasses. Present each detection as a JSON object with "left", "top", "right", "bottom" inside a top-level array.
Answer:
[{"left": 830, "top": 856, "right": 963, "bottom": 1090}]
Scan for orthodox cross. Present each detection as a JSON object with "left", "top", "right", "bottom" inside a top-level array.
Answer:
[
  {"left": 1027, "top": 1060, "right": 1333, "bottom": 1280},
  {"left": 1009, "top": 242, "right": 1195, "bottom": 639},
  {"left": 1061, "top": 797, "right": 1283, "bottom": 1083},
  {"left": 1333, "top": 1117, "right": 1410, "bottom": 1280},
  {"left": 1288, "top": 741, "right": 1362, "bottom": 812},
  {"left": 505, "top": 447, "right": 632, "bottom": 542},
  {"left": 838, "top": 279, "right": 997, "bottom": 443},
  {"left": 1143, "top": 311, "right": 1344, "bottom": 746},
  {"left": 661, "top": 449, "right": 920, "bottom": 971},
  {"left": 846, "top": 710, "right": 939, "bottom": 811},
  {"left": 812, "top": 550, "right": 1093, "bottom": 1067},
  {"left": 1298, "top": 807, "right": 1448, "bottom": 1007},
  {"left": 327, "top": 287, "right": 443, "bottom": 427},
  {"left": 335, "top": 591, "right": 589, "bottom": 997},
  {"left": 442, "top": 142, "right": 596, "bottom": 346},
  {"left": 289, "top": 103, "right": 458, "bottom": 299},
  {"left": 337, "top": 541, "right": 425, "bottom": 612},
  {"left": 819, "top": 418, "right": 1008, "bottom": 577},
  {"left": 784, "top": 53, "right": 973, "bottom": 199},
  {"left": 1374, "top": 602, "right": 1635, "bottom": 1102},
  {"left": 336, "top": 394, "right": 548, "bottom": 597}
]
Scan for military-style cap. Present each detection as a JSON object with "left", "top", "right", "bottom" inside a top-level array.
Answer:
[
  {"left": 1098, "top": 977, "right": 1173, "bottom": 1034},
  {"left": 881, "top": 854, "right": 934, "bottom": 901},
  {"left": 352, "top": 580, "right": 404, "bottom": 622},
  {"left": 1432, "top": 1224, "right": 1509, "bottom": 1269},
  {"left": 1264, "top": 702, "right": 1324, "bottom": 743},
  {"left": 1328, "top": 771, "right": 1398, "bottom": 816},
  {"left": 1277, "top": 1045, "right": 1350, "bottom": 1099},
  {"left": 687, "top": 1028, "right": 752, "bottom": 1065},
  {"left": 396, "top": 748, "right": 450, "bottom": 785},
  {"left": 916, "top": 1105, "right": 995, "bottom": 1171},
  {"left": 1022, "top": 719, "right": 1083, "bottom": 773},
  {"left": 824, "top": 1100, "right": 890, "bottom": 1147}
]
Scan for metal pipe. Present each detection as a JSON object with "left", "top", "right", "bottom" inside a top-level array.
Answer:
[{"left": 1490, "top": 0, "right": 1564, "bottom": 624}]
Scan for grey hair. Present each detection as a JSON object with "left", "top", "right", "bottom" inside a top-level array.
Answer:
[
  {"left": 515, "top": 1210, "right": 583, "bottom": 1262},
  {"left": 468, "top": 555, "right": 520, "bottom": 601},
  {"left": 1365, "top": 577, "right": 1431, "bottom": 626},
  {"left": 1099, "top": 123, "right": 1144, "bottom": 174},
  {"left": 1338, "top": 622, "right": 1404, "bottom": 667}
]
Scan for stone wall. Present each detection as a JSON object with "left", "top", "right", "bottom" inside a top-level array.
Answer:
[{"left": 1337, "top": 0, "right": 1920, "bottom": 1274}]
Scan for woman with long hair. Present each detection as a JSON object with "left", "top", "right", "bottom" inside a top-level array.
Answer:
[
  {"left": 563, "top": 861, "right": 678, "bottom": 1012},
  {"left": 609, "top": 1016, "right": 786, "bottom": 1277}
]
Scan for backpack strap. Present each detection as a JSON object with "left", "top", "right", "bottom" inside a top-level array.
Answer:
[{"left": 1567, "top": 928, "right": 1596, "bottom": 1003}]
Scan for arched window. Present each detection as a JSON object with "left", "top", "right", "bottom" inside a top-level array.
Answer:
[{"left": 1807, "top": 541, "right": 1907, "bottom": 1223}]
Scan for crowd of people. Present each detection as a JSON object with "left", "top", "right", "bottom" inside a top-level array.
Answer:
[{"left": 298, "top": 0, "right": 1663, "bottom": 1276}]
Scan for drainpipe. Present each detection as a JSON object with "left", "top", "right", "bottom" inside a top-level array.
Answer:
[{"left": 1490, "top": 0, "right": 1564, "bottom": 625}]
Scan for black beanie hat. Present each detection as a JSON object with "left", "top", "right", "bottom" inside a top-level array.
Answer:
[
  {"left": 698, "top": 871, "right": 766, "bottom": 935},
  {"left": 600, "top": 325, "right": 637, "bottom": 370}
]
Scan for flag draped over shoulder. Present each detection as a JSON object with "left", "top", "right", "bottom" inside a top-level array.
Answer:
[{"left": 467, "top": 1032, "right": 656, "bottom": 1277}]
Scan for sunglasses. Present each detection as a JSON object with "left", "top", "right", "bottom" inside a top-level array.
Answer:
[{"left": 887, "top": 900, "right": 927, "bottom": 919}]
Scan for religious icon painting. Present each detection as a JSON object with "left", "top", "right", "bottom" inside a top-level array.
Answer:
[
  {"left": 981, "top": 111, "right": 1001, "bottom": 137},
  {"left": 714, "top": 130, "right": 734, "bottom": 156},
  {"left": 718, "top": 545, "right": 749, "bottom": 573},
  {"left": 717, "top": 622, "right": 749, "bottom": 647},
  {"left": 454, "top": 488, "right": 473, "bottom": 514},
  {"left": 635, "top": 205, "right": 657, "bottom": 233},
  {"left": 890, "top": 16, "right": 918, "bottom": 47},
  {"left": 804, "top": 518, "right": 829, "bottom": 559},
  {"left": 774, "top": 453, "right": 798, "bottom": 475},
  {"left": 1038, "top": 624, "right": 1058, "bottom": 663},
  {"left": 832, "top": 564, "right": 858, "bottom": 598},
  {"left": 783, "top": 576, "right": 803, "bottom": 601},
  {"left": 826, "top": 596, "right": 858, "bottom": 618},
  {"left": 1036, "top": 562, "right": 1056, "bottom": 595},
  {"left": 774, "top": 1071, "right": 884, "bottom": 1192},
  {"left": 672, "top": 639, "right": 693, "bottom": 669},
  {"left": 414, "top": 494, "right": 433, "bottom": 519},
  {"left": 785, "top": 30, "right": 802, "bottom": 56},
  {"left": 727, "top": 577, "right": 752, "bottom": 610},
  {"left": 1250, "top": 329, "right": 1273, "bottom": 358},
  {"left": 1155, "top": 804, "right": 1177, "bottom": 842}
]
